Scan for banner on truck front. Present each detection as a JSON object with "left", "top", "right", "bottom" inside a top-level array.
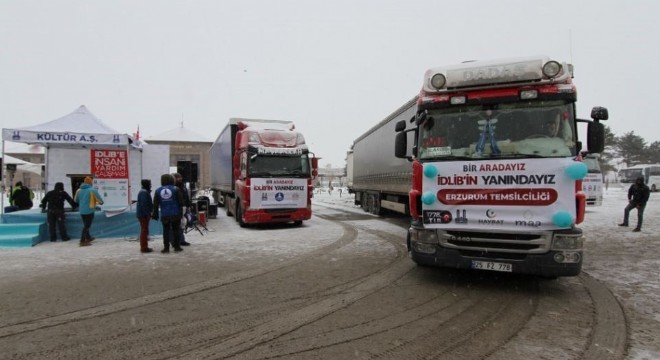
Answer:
[
  {"left": 250, "top": 178, "right": 307, "bottom": 209},
  {"left": 421, "top": 158, "right": 577, "bottom": 231}
]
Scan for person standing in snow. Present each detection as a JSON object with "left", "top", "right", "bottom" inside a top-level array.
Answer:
[
  {"left": 152, "top": 174, "right": 184, "bottom": 253},
  {"left": 74, "top": 176, "right": 104, "bottom": 246},
  {"left": 618, "top": 176, "right": 650, "bottom": 232},
  {"left": 40, "top": 182, "right": 77, "bottom": 242},
  {"left": 136, "top": 179, "right": 154, "bottom": 253},
  {"left": 172, "top": 172, "right": 191, "bottom": 246}
]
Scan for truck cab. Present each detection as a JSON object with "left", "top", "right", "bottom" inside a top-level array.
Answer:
[
  {"left": 395, "top": 56, "right": 607, "bottom": 277},
  {"left": 210, "top": 118, "right": 317, "bottom": 227}
]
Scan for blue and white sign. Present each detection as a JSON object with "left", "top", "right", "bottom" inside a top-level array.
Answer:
[{"left": 250, "top": 178, "right": 307, "bottom": 209}]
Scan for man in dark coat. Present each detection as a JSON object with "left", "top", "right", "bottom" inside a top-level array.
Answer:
[
  {"left": 40, "top": 182, "right": 77, "bottom": 241},
  {"left": 619, "top": 176, "right": 651, "bottom": 232},
  {"left": 136, "top": 179, "right": 154, "bottom": 253},
  {"left": 172, "top": 172, "right": 191, "bottom": 246},
  {"left": 152, "top": 174, "right": 184, "bottom": 253}
]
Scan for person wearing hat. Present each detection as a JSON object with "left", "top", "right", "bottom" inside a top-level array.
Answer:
[
  {"left": 618, "top": 176, "right": 651, "bottom": 232},
  {"left": 136, "top": 179, "right": 154, "bottom": 253},
  {"left": 74, "top": 176, "right": 104, "bottom": 246},
  {"left": 40, "top": 182, "right": 77, "bottom": 242}
]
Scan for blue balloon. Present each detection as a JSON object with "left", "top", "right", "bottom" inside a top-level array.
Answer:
[
  {"left": 423, "top": 165, "right": 438, "bottom": 178},
  {"left": 552, "top": 211, "right": 574, "bottom": 228},
  {"left": 422, "top": 192, "right": 436, "bottom": 205},
  {"left": 565, "top": 162, "right": 588, "bottom": 180}
]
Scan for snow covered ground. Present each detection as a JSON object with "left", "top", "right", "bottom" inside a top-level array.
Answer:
[
  {"left": 1, "top": 184, "right": 658, "bottom": 358},
  {"left": 313, "top": 185, "right": 660, "bottom": 359},
  {"left": 578, "top": 184, "right": 660, "bottom": 360}
]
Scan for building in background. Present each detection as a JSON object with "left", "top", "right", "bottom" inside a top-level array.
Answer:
[
  {"left": 145, "top": 124, "right": 213, "bottom": 188},
  {"left": 316, "top": 165, "right": 346, "bottom": 189}
]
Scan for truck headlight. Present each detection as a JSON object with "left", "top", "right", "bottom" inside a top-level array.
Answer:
[
  {"left": 413, "top": 242, "right": 437, "bottom": 254},
  {"left": 553, "top": 251, "right": 581, "bottom": 264},
  {"left": 409, "top": 229, "right": 439, "bottom": 244},
  {"left": 552, "top": 234, "right": 584, "bottom": 250}
]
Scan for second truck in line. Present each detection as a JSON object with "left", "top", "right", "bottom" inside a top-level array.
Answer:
[{"left": 210, "top": 118, "right": 317, "bottom": 227}]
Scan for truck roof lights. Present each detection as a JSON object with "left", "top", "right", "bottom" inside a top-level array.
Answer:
[
  {"left": 430, "top": 73, "right": 446, "bottom": 90},
  {"left": 542, "top": 60, "right": 562, "bottom": 78},
  {"left": 421, "top": 56, "right": 574, "bottom": 94}
]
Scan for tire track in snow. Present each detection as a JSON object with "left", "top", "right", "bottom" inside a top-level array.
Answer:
[{"left": 0, "top": 215, "right": 358, "bottom": 339}]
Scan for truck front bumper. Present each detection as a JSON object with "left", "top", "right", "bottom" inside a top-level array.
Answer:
[
  {"left": 244, "top": 208, "right": 311, "bottom": 224},
  {"left": 410, "top": 246, "right": 582, "bottom": 277}
]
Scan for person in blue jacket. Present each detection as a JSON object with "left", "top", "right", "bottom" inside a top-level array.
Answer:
[
  {"left": 136, "top": 179, "right": 154, "bottom": 253},
  {"left": 74, "top": 176, "right": 104, "bottom": 246},
  {"left": 152, "top": 174, "right": 184, "bottom": 253}
]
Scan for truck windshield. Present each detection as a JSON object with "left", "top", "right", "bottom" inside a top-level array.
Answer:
[
  {"left": 418, "top": 101, "right": 577, "bottom": 160},
  {"left": 248, "top": 154, "right": 311, "bottom": 177}
]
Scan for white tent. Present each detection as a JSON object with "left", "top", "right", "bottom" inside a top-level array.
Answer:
[
  {"left": 2, "top": 105, "right": 168, "bottom": 212},
  {"left": 2, "top": 105, "right": 130, "bottom": 147},
  {"left": 1, "top": 154, "right": 42, "bottom": 175}
]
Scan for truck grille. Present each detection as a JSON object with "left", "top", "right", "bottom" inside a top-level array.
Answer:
[{"left": 440, "top": 230, "right": 550, "bottom": 254}]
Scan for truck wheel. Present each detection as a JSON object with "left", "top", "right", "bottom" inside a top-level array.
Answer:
[
  {"left": 360, "top": 193, "right": 369, "bottom": 212},
  {"left": 364, "top": 194, "right": 373, "bottom": 213},
  {"left": 371, "top": 196, "right": 381, "bottom": 215},
  {"left": 293, "top": 220, "right": 303, "bottom": 226},
  {"left": 368, "top": 194, "right": 381, "bottom": 215},
  {"left": 225, "top": 195, "right": 232, "bottom": 216}
]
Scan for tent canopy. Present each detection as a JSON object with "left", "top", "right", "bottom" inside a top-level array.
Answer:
[
  {"left": 1, "top": 154, "right": 27, "bottom": 165},
  {"left": 1, "top": 154, "right": 42, "bottom": 175},
  {"left": 2, "top": 105, "right": 132, "bottom": 147}
]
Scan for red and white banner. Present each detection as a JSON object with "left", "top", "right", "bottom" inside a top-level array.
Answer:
[
  {"left": 90, "top": 149, "right": 129, "bottom": 207},
  {"left": 422, "top": 158, "right": 576, "bottom": 231},
  {"left": 250, "top": 178, "right": 307, "bottom": 209},
  {"left": 91, "top": 149, "right": 128, "bottom": 179}
]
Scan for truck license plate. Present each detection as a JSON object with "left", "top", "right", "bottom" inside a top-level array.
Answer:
[{"left": 471, "top": 260, "right": 512, "bottom": 272}]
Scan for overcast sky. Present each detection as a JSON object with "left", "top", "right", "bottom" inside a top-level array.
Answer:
[{"left": 2, "top": 0, "right": 659, "bottom": 168}]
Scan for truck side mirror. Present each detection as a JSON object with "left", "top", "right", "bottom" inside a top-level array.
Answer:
[
  {"left": 591, "top": 106, "right": 608, "bottom": 121},
  {"left": 395, "top": 131, "right": 407, "bottom": 158},
  {"left": 395, "top": 120, "right": 406, "bottom": 132},
  {"left": 587, "top": 122, "right": 605, "bottom": 153},
  {"left": 414, "top": 113, "right": 427, "bottom": 125}
]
